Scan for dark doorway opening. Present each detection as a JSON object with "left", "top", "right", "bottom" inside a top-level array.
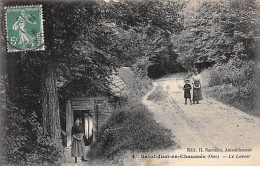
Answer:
[{"left": 73, "top": 110, "right": 93, "bottom": 146}]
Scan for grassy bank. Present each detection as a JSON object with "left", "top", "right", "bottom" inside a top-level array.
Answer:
[
  {"left": 201, "top": 62, "right": 258, "bottom": 117},
  {"left": 147, "top": 86, "right": 167, "bottom": 102},
  {"left": 88, "top": 68, "right": 175, "bottom": 165},
  {"left": 203, "top": 84, "right": 257, "bottom": 116},
  {"left": 88, "top": 100, "right": 175, "bottom": 164}
]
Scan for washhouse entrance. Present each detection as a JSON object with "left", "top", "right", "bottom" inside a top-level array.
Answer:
[
  {"left": 66, "top": 96, "right": 113, "bottom": 147},
  {"left": 73, "top": 110, "right": 94, "bottom": 146}
]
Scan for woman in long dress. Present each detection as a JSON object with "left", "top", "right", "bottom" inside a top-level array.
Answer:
[
  {"left": 192, "top": 70, "right": 203, "bottom": 104},
  {"left": 71, "top": 119, "right": 86, "bottom": 163}
]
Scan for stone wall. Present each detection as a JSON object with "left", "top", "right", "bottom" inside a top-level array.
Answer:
[{"left": 96, "top": 99, "right": 114, "bottom": 133}]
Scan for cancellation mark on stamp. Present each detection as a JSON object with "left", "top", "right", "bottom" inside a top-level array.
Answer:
[{"left": 5, "top": 5, "right": 45, "bottom": 52}]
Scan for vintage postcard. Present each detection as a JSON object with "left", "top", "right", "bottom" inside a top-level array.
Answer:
[{"left": 0, "top": 0, "right": 259, "bottom": 166}]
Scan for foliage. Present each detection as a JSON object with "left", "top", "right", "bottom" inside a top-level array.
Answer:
[
  {"left": 48, "top": 1, "right": 118, "bottom": 99},
  {"left": 117, "top": 67, "right": 153, "bottom": 101},
  {"left": 204, "top": 84, "right": 258, "bottom": 116},
  {"left": 203, "top": 58, "right": 257, "bottom": 116},
  {"left": 173, "top": 0, "right": 260, "bottom": 71},
  {"left": 88, "top": 101, "right": 175, "bottom": 161},
  {"left": 103, "top": 0, "right": 185, "bottom": 78},
  {"left": 208, "top": 58, "right": 256, "bottom": 89},
  {"left": 2, "top": 0, "right": 259, "bottom": 165},
  {"left": 88, "top": 65, "right": 175, "bottom": 163},
  {"left": 0, "top": 77, "right": 63, "bottom": 165},
  {"left": 1, "top": 0, "right": 117, "bottom": 165},
  {"left": 1, "top": 0, "right": 183, "bottom": 164},
  {"left": 172, "top": 0, "right": 259, "bottom": 116}
]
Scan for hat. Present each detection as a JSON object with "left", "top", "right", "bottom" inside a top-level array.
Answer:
[{"left": 184, "top": 79, "right": 190, "bottom": 82}]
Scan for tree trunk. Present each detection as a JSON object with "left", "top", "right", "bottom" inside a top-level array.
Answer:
[
  {"left": 255, "top": 37, "right": 260, "bottom": 116},
  {"left": 42, "top": 63, "right": 61, "bottom": 141}
]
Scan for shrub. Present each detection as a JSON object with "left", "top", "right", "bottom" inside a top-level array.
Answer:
[
  {"left": 208, "top": 58, "right": 256, "bottom": 89},
  {"left": 88, "top": 101, "right": 175, "bottom": 161},
  {"left": 88, "top": 69, "right": 175, "bottom": 163},
  {"left": 204, "top": 58, "right": 257, "bottom": 116},
  {"left": 205, "top": 84, "right": 257, "bottom": 116},
  {"left": 0, "top": 83, "right": 63, "bottom": 166},
  {"left": 117, "top": 67, "right": 152, "bottom": 100}
]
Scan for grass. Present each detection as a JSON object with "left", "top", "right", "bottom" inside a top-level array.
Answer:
[
  {"left": 87, "top": 68, "right": 175, "bottom": 164},
  {"left": 88, "top": 101, "right": 175, "bottom": 163},
  {"left": 147, "top": 86, "right": 167, "bottom": 102},
  {"left": 201, "top": 70, "right": 259, "bottom": 117},
  {"left": 117, "top": 67, "right": 135, "bottom": 86},
  {"left": 204, "top": 84, "right": 258, "bottom": 116}
]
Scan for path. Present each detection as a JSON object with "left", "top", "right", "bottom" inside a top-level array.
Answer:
[
  {"left": 62, "top": 146, "right": 90, "bottom": 166},
  {"left": 120, "top": 73, "right": 260, "bottom": 165}
]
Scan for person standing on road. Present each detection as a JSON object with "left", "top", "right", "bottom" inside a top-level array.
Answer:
[
  {"left": 71, "top": 119, "right": 86, "bottom": 163},
  {"left": 192, "top": 70, "right": 203, "bottom": 104},
  {"left": 183, "top": 79, "right": 192, "bottom": 105}
]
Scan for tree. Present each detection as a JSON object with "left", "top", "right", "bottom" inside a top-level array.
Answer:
[
  {"left": 104, "top": 0, "right": 185, "bottom": 78},
  {"left": 173, "top": 0, "right": 260, "bottom": 71},
  {"left": 0, "top": 0, "right": 193, "bottom": 164},
  {"left": 1, "top": 0, "right": 117, "bottom": 164}
]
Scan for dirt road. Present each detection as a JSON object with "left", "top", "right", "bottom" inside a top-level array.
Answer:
[
  {"left": 121, "top": 73, "right": 260, "bottom": 165},
  {"left": 62, "top": 147, "right": 90, "bottom": 166}
]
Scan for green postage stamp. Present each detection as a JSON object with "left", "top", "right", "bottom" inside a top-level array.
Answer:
[{"left": 5, "top": 5, "right": 45, "bottom": 52}]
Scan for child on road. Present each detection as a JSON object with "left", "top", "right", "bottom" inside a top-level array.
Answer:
[{"left": 183, "top": 79, "right": 192, "bottom": 105}]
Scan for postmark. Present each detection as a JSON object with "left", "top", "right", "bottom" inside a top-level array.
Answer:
[{"left": 5, "top": 5, "right": 45, "bottom": 52}]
